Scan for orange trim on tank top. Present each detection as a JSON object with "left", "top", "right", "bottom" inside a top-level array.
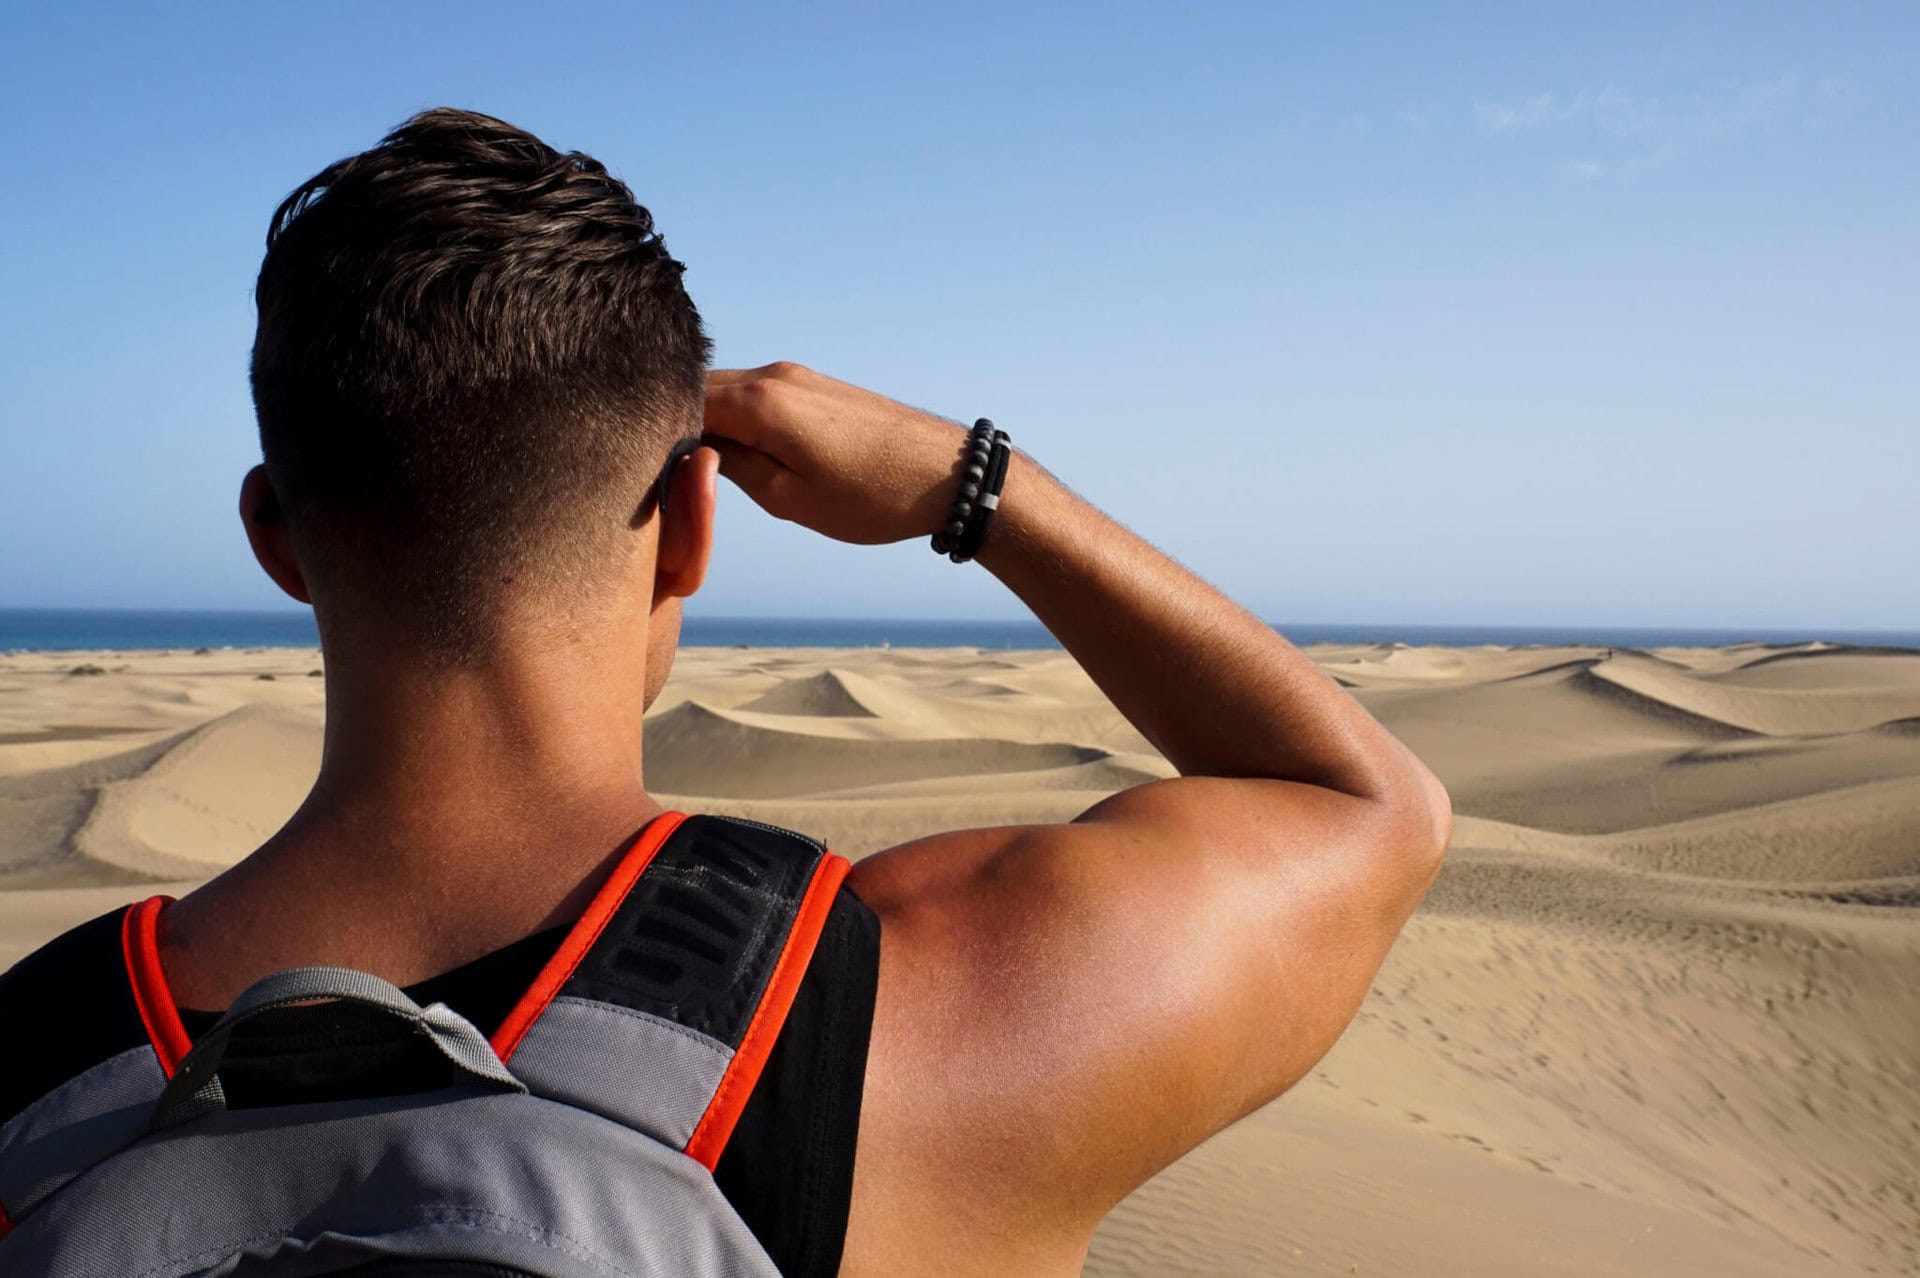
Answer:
[
  {"left": 490, "top": 809, "right": 691, "bottom": 1062},
  {"left": 684, "top": 849, "right": 851, "bottom": 1170},
  {"left": 121, "top": 895, "right": 191, "bottom": 1077}
]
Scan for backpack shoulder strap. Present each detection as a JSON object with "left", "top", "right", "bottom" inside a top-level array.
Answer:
[{"left": 497, "top": 811, "right": 851, "bottom": 1170}]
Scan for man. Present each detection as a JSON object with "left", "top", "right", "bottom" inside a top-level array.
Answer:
[{"left": 0, "top": 109, "right": 1448, "bottom": 1275}]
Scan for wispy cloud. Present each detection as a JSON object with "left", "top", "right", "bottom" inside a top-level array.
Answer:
[
  {"left": 1471, "top": 72, "right": 1829, "bottom": 175},
  {"left": 1554, "top": 158, "right": 1604, "bottom": 182},
  {"left": 1476, "top": 93, "right": 1585, "bottom": 136}
]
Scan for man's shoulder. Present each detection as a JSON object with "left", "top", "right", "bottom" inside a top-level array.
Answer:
[{"left": 0, "top": 905, "right": 149, "bottom": 1126}]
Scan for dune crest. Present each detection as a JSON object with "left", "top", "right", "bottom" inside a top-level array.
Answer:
[
  {"left": 1591, "top": 654, "right": 1920, "bottom": 736},
  {"left": 734, "top": 668, "right": 887, "bottom": 717},
  {"left": 77, "top": 703, "right": 321, "bottom": 880},
  {"left": 643, "top": 698, "right": 1112, "bottom": 799}
]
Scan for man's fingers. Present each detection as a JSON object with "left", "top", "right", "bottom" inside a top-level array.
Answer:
[
  {"left": 705, "top": 362, "right": 803, "bottom": 388},
  {"left": 702, "top": 381, "right": 774, "bottom": 446},
  {"left": 702, "top": 433, "right": 753, "bottom": 475},
  {"left": 705, "top": 436, "right": 794, "bottom": 511}
]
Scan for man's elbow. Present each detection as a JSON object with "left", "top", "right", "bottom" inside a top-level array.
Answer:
[
  {"left": 1413, "top": 759, "right": 1453, "bottom": 863},
  {"left": 1380, "top": 752, "right": 1451, "bottom": 894}
]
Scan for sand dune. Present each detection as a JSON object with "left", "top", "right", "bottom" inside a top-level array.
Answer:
[
  {"left": 643, "top": 700, "right": 1113, "bottom": 798},
  {"left": 1589, "top": 774, "right": 1920, "bottom": 882},
  {"left": 1712, "top": 644, "right": 1920, "bottom": 683},
  {"left": 735, "top": 668, "right": 886, "bottom": 717},
  {"left": 81, "top": 703, "right": 322, "bottom": 880},
  {"left": 1, "top": 641, "right": 1916, "bottom": 1275},
  {"left": 1592, "top": 654, "right": 1920, "bottom": 736},
  {"left": 0, "top": 734, "right": 178, "bottom": 882}
]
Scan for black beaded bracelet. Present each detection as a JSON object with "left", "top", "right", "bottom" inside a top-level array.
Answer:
[
  {"left": 931, "top": 419, "right": 997, "bottom": 558},
  {"left": 930, "top": 421, "right": 991, "bottom": 558}
]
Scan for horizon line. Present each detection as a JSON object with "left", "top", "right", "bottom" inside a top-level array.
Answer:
[{"left": 2, "top": 605, "right": 1918, "bottom": 640}]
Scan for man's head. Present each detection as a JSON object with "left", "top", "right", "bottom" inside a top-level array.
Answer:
[{"left": 246, "top": 107, "right": 713, "bottom": 665}]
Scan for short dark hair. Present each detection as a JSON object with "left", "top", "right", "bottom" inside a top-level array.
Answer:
[{"left": 250, "top": 107, "right": 710, "bottom": 660}]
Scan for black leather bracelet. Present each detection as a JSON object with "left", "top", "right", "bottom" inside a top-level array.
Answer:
[{"left": 951, "top": 430, "right": 1010, "bottom": 562}]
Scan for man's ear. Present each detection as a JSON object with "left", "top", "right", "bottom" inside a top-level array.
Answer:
[
  {"left": 654, "top": 444, "right": 719, "bottom": 602},
  {"left": 239, "top": 465, "right": 312, "bottom": 605}
]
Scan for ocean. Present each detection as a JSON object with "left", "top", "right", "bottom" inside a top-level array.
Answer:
[{"left": 2, "top": 608, "right": 1915, "bottom": 653}]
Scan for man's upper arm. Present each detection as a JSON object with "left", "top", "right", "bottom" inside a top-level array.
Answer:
[{"left": 846, "top": 774, "right": 1444, "bottom": 1232}]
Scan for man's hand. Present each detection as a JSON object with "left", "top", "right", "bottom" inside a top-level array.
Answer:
[{"left": 703, "top": 363, "right": 971, "bottom": 545}]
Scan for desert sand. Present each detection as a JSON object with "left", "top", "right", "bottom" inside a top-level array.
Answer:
[{"left": 1, "top": 641, "right": 1915, "bottom": 1275}]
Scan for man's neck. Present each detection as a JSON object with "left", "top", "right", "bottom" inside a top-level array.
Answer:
[{"left": 161, "top": 632, "right": 666, "bottom": 1006}]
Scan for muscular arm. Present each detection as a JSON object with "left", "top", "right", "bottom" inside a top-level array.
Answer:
[
  {"left": 985, "top": 451, "right": 1440, "bottom": 807},
  {"left": 702, "top": 364, "right": 1449, "bottom": 1270}
]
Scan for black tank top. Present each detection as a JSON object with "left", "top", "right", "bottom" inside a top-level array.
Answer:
[{"left": 0, "top": 887, "right": 880, "bottom": 1277}]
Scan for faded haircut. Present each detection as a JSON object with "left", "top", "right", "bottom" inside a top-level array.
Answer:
[{"left": 249, "top": 107, "right": 711, "bottom": 661}]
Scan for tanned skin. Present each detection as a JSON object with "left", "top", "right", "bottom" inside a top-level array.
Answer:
[{"left": 162, "top": 362, "right": 1450, "bottom": 1276}]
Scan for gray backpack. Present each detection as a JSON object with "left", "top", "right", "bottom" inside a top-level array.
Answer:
[{"left": 0, "top": 811, "right": 851, "bottom": 1276}]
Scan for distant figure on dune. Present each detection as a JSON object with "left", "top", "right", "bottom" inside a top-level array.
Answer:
[{"left": 0, "top": 109, "right": 1449, "bottom": 1275}]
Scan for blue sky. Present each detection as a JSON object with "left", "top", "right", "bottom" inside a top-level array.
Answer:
[{"left": 2, "top": 2, "right": 1914, "bottom": 627}]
